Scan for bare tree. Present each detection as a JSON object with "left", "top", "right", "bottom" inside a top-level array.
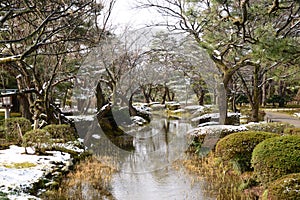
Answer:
[{"left": 0, "top": 0, "right": 115, "bottom": 126}]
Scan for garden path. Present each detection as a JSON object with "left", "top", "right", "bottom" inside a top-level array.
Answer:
[{"left": 265, "top": 111, "right": 300, "bottom": 128}]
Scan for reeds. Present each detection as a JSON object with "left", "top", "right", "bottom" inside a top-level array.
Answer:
[
  {"left": 180, "top": 154, "right": 258, "bottom": 200},
  {"left": 44, "top": 156, "right": 117, "bottom": 200}
]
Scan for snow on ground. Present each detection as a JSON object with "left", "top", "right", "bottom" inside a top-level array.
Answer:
[
  {"left": 92, "top": 134, "right": 101, "bottom": 139},
  {"left": 188, "top": 125, "right": 248, "bottom": 136},
  {"left": 131, "top": 116, "right": 148, "bottom": 126},
  {"left": 67, "top": 115, "right": 95, "bottom": 122},
  {"left": 184, "top": 105, "right": 205, "bottom": 111},
  {"left": 0, "top": 142, "right": 83, "bottom": 199},
  {"left": 191, "top": 112, "right": 240, "bottom": 123}
]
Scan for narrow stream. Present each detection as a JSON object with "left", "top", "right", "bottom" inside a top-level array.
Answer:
[
  {"left": 90, "top": 117, "right": 214, "bottom": 200},
  {"left": 75, "top": 116, "right": 214, "bottom": 200}
]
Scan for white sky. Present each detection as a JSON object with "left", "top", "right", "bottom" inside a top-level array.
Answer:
[{"left": 109, "top": 0, "right": 164, "bottom": 31}]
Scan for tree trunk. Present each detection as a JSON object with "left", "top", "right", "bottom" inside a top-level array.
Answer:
[
  {"left": 219, "top": 72, "right": 231, "bottom": 125},
  {"left": 96, "top": 81, "right": 107, "bottom": 110},
  {"left": 250, "top": 65, "right": 261, "bottom": 122},
  {"left": 111, "top": 82, "right": 117, "bottom": 106},
  {"left": 193, "top": 86, "right": 205, "bottom": 105},
  {"left": 17, "top": 94, "right": 32, "bottom": 120},
  {"left": 142, "top": 85, "right": 151, "bottom": 104},
  {"left": 262, "top": 73, "right": 267, "bottom": 107},
  {"left": 95, "top": 81, "right": 123, "bottom": 136},
  {"left": 128, "top": 93, "right": 138, "bottom": 116},
  {"left": 16, "top": 75, "right": 29, "bottom": 119},
  {"left": 161, "top": 85, "right": 167, "bottom": 104}
]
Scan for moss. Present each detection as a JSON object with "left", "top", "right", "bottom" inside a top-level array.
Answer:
[
  {"left": 3, "top": 162, "right": 36, "bottom": 169},
  {"left": 215, "top": 131, "right": 278, "bottom": 173},
  {"left": 263, "top": 173, "right": 300, "bottom": 200},
  {"left": 246, "top": 122, "right": 294, "bottom": 134},
  {"left": 43, "top": 124, "right": 77, "bottom": 142},
  {"left": 251, "top": 135, "right": 300, "bottom": 186}
]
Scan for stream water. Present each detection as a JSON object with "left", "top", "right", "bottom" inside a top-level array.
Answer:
[{"left": 75, "top": 116, "right": 214, "bottom": 200}]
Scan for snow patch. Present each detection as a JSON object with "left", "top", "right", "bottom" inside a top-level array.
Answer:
[
  {"left": 67, "top": 115, "right": 95, "bottom": 122},
  {"left": 92, "top": 134, "right": 101, "bottom": 139},
  {"left": 293, "top": 113, "right": 300, "bottom": 118},
  {"left": 188, "top": 125, "right": 247, "bottom": 136},
  {"left": 131, "top": 116, "right": 147, "bottom": 126},
  {"left": 0, "top": 143, "right": 83, "bottom": 199}
]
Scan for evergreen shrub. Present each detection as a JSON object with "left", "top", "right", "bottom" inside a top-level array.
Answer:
[
  {"left": 251, "top": 135, "right": 300, "bottom": 185},
  {"left": 43, "top": 124, "right": 77, "bottom": 142},
  {"left": 23, "top": 129, "right": 52, "bottom": 153},
  {"left": 5, "top": 117, "right": 31, "bottom": 144},
  {"left": 215, "top": 131, "right": 278, "bottom": 172}
]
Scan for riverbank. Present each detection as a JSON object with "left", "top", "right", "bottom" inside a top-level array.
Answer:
[
  {"left": 0, "top": 140, "right": 87, "bottom": 199},
  {"left": 185, "top": 120, "right": 300, "bottom": 199}
]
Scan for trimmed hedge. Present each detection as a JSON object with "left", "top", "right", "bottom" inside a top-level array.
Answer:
[
  {"left": 246, "top": 122, "right": 294, "bottom": 134},
  {"left": 263, "top": 173, "right": 300, "bottom": 200},
  {"left": 251, "top": 135, "right": 300, "bottom": 185},
  {"left": 215, "top": 131, "right": 278, "bottom": 172},
  {"left": 23, "top": 129, "right": 52, "bottom": 153},
  {"left": 5, "top": 118, "right": 31, "bottom": 144},
  {"left": 43, "top": 124, "right": 77, "bottom": 142},
  {"left": 284, "top": 127, "right": 300, "bottom": 136}
]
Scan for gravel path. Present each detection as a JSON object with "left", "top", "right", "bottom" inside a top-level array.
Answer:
[{"left": 265, "top": 111, "right": 300, "bottom": 128}]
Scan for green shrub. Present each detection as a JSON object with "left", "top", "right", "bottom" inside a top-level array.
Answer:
[
  {"left": 263, "top": 173, "right": 300, "bottom": 200},
  {"left": 5, "top": 117, "right": 31, "bottom": 144},
  {"left": 43, "top": 124, "right": 77, "bottom": 142},
  {"left": 251, "top": 135, "right": 300, "bottom": 185},
  {"left": 246, "top": 122, "right": 294, "bottom": 134},
  {"left": 23, "top": 129, "right": 52, "bottom": 154},
  {"left": 215, "top": 131, "right": 278, "bottom": 173},
  {"left": 0, "top": 113, "right": 22, "bottom": 123},
  {"left": 284, "top": 127, "right": 300, "bottom": 136}
]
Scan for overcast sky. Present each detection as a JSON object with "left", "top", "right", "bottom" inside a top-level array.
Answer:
[{"left": 109, "top": 0, "right": 164, "bottom": 31}]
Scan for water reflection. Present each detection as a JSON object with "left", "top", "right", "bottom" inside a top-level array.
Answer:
[
  {"left": 77, "top": 116, "right": 213, "bottom": 200},
  {"left": 112, "top": 166, "right": 209, "bottom": 200}
]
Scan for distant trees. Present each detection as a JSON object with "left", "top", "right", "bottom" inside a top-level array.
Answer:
[
  {"left": 141, "top": 0, "right": 300, "bottom": 123},
  {"left": 0, "top": 0, "right": 114, "bottom": 126}
]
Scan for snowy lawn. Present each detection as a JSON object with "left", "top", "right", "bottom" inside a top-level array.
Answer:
[{"left": 0, "top": 140, "right": 84, "bottom": 199}]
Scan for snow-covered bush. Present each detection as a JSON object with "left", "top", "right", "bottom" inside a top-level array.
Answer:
[
  {"left": 246, "top": 122, "right": 294, "bottom": 134},
  {"left": 263, "top": 173, "right": 300, "bottom": 200}
]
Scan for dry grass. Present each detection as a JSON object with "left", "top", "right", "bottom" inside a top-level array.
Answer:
[
  {"left": 44, "top": 156, "right": 117, "bottom": 200},
  {"left": 178, "top": 154, "right": 259, "bottom": 200}
]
